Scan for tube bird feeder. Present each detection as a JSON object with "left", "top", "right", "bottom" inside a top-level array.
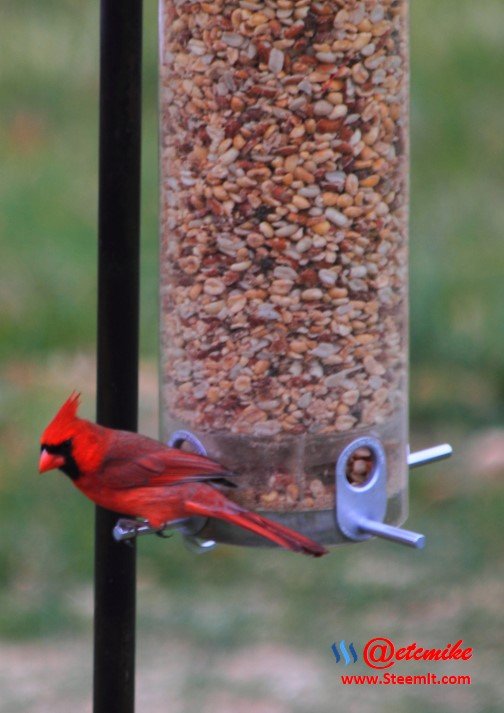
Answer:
[{"left": 115, "top": 0, "right": 452, "bottom": 552}]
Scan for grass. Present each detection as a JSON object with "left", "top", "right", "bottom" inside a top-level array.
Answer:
[
  {"left": 1, "top": 1, "right": 504, "bottom": 711},
  {"left": 409, "top": 0, "right": 504, "bottom": 427}
]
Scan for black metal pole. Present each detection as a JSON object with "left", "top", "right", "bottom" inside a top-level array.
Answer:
[{"left": 94, "top": 2, "right": 142, "bottom": 713}]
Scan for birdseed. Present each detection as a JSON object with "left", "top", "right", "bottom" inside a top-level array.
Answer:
[{"left": 160, "top": 0, "right": 409, "bottom": 513}]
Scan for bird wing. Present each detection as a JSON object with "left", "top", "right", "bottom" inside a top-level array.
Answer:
[{"left": 99, "top": 433, "right": 235, "bottom": 490}]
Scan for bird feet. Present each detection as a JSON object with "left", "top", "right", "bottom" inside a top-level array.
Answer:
[
  {"left": 155, "top": 529, "right": 173, "bottom": 539},
  {"left": 113, "top": 517, "right": 194, "bottom": 543},
  {"left": 113, "top": 518, "right": 153, "bottom": 542}
]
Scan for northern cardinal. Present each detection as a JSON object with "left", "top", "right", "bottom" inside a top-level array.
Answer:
[{"left": 39, "top": 393, "right": 328, "bottom": 557}]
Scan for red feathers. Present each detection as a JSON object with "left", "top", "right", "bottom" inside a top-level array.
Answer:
[
  {"left": 41, "top": 391, "right": 81, "bottom": 445},
  {"left": 39, "top": 394, "right": 328, "bottom": 557}
]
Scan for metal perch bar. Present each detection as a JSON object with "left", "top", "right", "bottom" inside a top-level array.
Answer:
[{"left": 408, "top": 444, "right": 453, "bottom": 469}]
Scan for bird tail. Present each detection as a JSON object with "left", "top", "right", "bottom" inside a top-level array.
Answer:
[{"left": 186, "top": 495, "right": 328, "bottom": 557}]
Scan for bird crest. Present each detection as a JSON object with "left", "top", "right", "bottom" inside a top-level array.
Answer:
[{"left": 41, "top": 391, "right": 81, "bottom": 444}]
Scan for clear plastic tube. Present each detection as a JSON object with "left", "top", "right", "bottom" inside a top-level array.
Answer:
[{"left": 160, "top": 0, "right": 409, "bottom": 544}]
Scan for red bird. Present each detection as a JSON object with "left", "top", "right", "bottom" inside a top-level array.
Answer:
[{"left": 39, "top": 393, "right": 328, "bottom": 557}]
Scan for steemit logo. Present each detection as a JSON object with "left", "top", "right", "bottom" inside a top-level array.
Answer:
[{"left": 331, "top": 640, "right": 359, "bottom": 665}]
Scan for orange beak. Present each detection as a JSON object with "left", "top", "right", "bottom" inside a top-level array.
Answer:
[{"left": 39, "top": 448, "right": 65, "bottom": 473}]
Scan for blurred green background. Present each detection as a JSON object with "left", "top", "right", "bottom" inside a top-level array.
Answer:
[{"left": 1, "top": 1, "right": 503, "bottom": 711}]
